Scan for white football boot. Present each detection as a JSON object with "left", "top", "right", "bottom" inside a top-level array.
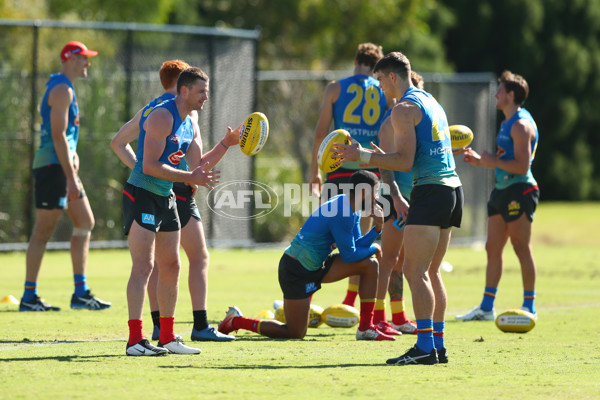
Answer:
[
  {"left": 159, "top": 338, "right": 201, "bottom": 354},
  {"left": 391, "top": 321, "right": 418, "bottom": 334},
  {"left": 455, "top": 306, "right": 496, "bottom": 321},
  {"left": 126, "top": 339, "right": 168, "bottom": 356}
]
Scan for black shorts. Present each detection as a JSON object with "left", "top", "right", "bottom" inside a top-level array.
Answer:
[
  {"left": 33, "top": 164, "right": 86, "bottom": 210},
  {"left": 322, "top": 166, "right": 381, "bottom": 201},
  {"left": 488, "top": 183, "right": 540, "bottom": 222},
  {"left": 122, "top": 182, "right": 180, "bottom": 235},
  {"left": 173, "top": 182, "right": 201, "bottom": 228},
  {"left": 278, "top": 253, "right": 338, "bottom": 299},
  {"left": 406, "top": 184, "right": 463, "bottom": 229}
]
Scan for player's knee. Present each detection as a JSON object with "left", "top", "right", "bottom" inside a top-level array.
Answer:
[
  {"left": 287, "top": 325, "right": 307, "bottom": 339},
  {"left": 510, "top": 238, "right": 531, "bottom": 257}
]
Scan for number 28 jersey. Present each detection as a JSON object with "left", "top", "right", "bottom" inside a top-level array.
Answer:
[{"left": 333, "top": 74, "right": 387, "bottom": 170}]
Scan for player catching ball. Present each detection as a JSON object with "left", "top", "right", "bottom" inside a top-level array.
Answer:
[{"left": 218, "top": 171, "right": 395, "bottom": 341}]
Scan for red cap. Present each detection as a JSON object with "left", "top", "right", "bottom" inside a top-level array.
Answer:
[{"left": 60, "top": 41, "right": 98, "bottom": 62}]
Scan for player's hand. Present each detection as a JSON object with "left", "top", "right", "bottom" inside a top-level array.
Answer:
[
  {"left": 222, "top": 123, "right": 242, "bottom": 147},
  {"left": 372, "top": 242, "right": 382, "bottom": 262},
  {"left": 66, "top": 177, "right": 81, "bottom": 201},
  {"left": 189, "top": 162, "right": 220, "bottom": 189},
  {"left": 332, "top": 140, "right": 362, "bottom": 163},
  {"left": 478, "top": 150, "right": 497, "bottom": 168},
  {"left": 392, "top": 194, "right": 409, "bottom": 221},
  {"left": 463, "top": 148, "right": 481, "bottom": 165},
  {"left": 453, "top": 147, "right": 468, "bottom": 156},
  {"left": 370, "top": 141, "right": 385, "bottom": 154},
  {"left": 309, "top": 173, "right": 322, "bottom": 197}
]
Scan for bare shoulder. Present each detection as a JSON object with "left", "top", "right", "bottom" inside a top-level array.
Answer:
[
  {"left": 323, "top": 80, "right": 341, "bottom": 102},
  {"left": 512, "top": 118, "right": 535, "bottom": 139},
  {"left": 48, "top": 83, "right": 73, "bottom": 106},
  {"left": 392, "top": 100, "right": 420, "bottom": 119},
  {"left": 145, "top": 107, "right": 173, "bottom": 134}
]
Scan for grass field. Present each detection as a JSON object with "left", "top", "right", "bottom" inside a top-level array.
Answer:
[{"left": 1, "top": 202, "right": 599, "bottom": 399}]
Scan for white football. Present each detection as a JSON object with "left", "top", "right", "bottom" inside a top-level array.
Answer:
[
  {"left": 240, "top": 112, "right": 269, "bottom": 156},
  {"left": 495, "top": 309, "right": 536, "bottom": 333},
  {"left": 321, "top": 304, "right": 359, "bottom": 328}
]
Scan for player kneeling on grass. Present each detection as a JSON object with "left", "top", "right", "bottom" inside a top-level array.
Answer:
[{"left": 218, "top": 170, "right": 395, "bottom": 341}]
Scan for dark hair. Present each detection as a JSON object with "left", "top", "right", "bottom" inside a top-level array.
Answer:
[
  {"left": 498, "top": 70, "right": 529, "bottom": 106},
  {"left": 349, "top": 170, "right": 379, "bottom": 195},
  {"left": 177, "top": 67, "right": 209, "bottom": 94},
  {"left": 355, "top": 42, "right": 384, "bottom": 71},
  {"left": 373, "top": 52, "right": 411, "bottom": 82},
  {"left": 159, "top": 60, "right": 190, "bottom": 90}
]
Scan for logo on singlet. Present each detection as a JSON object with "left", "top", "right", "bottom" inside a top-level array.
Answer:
[
  {"left": 168, "top": 150, "right": 184, "bottom": 165},
  {"left": 497, "top": 147, "right": 506, "bottom": 157},
  {"left": 169, "top": 135, "right": 180, "bottom": 143}
]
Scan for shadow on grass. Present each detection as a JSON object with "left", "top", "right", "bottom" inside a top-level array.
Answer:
[
  {"left": 0, "top": 354, "right": 123, "bottom": 362},
  {"left": 158, "top": 362, "right": 384, "bottom": 370}
]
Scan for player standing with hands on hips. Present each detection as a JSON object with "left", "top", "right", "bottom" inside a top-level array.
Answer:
[
  {"left": 335, "top": 52, "right": 463, "bottom": 365},
  {"left": 456, "top": 71, "right": 539, "bottom": 322},
  {"left": 20, "top": 41, "right": 111, "bottom": 312}
]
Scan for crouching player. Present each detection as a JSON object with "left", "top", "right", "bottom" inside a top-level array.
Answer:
[{"left": 217, "top": 171, "right": 395, "bottom": 341}]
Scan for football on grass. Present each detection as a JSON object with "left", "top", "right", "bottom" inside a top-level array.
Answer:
[
  {"left": 322, "top": 304, "right": 359, "bottom": 328},
  {"left": 495, "top": 309, "right": 536, "bottom": 333}
]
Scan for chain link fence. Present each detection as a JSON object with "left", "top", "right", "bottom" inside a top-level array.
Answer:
[{"left": 0, "top": 19, "right": 258, "bottom": 250}]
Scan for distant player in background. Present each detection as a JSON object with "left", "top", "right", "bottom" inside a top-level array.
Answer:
[
  {"left": 122, "top": 68, "right": 222, "bottom": 356},
  {"left": 374, "top": 70, "right": 425, "bottom": 335},
  {"left": 308, "top": 42, "right": 389, "bottom": 308},
  {"left": 20, "top": 41, "right": 111, "bottom": 312},
  {"left": 218, "top": 171, "right": 395, "bottom": 341},
  {"left": 335, "top": 52, "right": 463, "bottom": 365},
  {"left": 111, "top": 60, "right": 236, "bottom": 343},
  {"left": 456, "top": 70, "right": 539, "bottom": 321}
]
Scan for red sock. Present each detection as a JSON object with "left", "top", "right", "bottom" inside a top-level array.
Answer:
[
  {"left": 391, "top": 299, "right": 410, "bottom": 325},
  {"left": 232, "top": 316, "right": 261, "bottom": 333},
  {"left": 342, "top": 284, "right": 359, "bottom": 307},
  {"left": 159, "top": 316, "right": 176, "bottom": 344},
  {"left": 358, "top": 299, "right": 375, "bottom": 331},
  {"left": 128, "top": 319, "right": 144, "bottom": 346}
]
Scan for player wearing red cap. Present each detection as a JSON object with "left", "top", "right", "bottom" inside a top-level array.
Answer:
[{"left": 20, "top": 41, "right": 110, "bottom": 312}]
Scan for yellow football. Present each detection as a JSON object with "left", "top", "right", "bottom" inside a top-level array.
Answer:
[
  {"left": 240, "top": 112, "right": 269, "bottom": 156},
  {"left": 308, "top": 304, "right": 324, "bottom": 328},
  {"left": 495, "top": 309, "right": 536, "bottom": 333},
  {"left": 449, "top": 124, "right": 474, "bottom": 150},
  {"left": 274, "top": 304, "right": 286, "bottom": 323},
  {"left": 255, "top": 309, "right": 275, "bottom": 320},
  {"left": 321, "top": 304, "right": 359, "bottom": 328},
  {"left": 317, "top": 129, "right": 351, "bottom": 173}
]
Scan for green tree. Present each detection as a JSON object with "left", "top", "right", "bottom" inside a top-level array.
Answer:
[{"left": 442, "top": 0, "right": 600, "bottom": 200}]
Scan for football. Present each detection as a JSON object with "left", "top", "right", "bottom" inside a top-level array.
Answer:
[
  {"left": 449, "top": 124, "right": 474, "bottom": 150},
  {"left": 495, "top": 309, "right": 536, "bottom": 333},
  {"left": 308, "top": 304, "right": 324, "bottom": 328},
  {"left": 274, "top": 304, "right": 286, "bottom": 323},
  {"left": 321, "top": 304, "right": 359, "bottom": 328},
  {"left": 317, "top": 129, "right": 351, "bottom": 173},
  {"left": 240, "top": 112, "right": 269, "bottom": 156},
  {"left": 273, "top": 303, "right": 323, "bottom": 328},
  {"left": 255, "top": 309, "right": 275, "bottom": 320}
]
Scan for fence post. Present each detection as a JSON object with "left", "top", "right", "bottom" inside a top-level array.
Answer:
[{"left": 26, "top": 23, "right": 40, "bottom": 238}]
